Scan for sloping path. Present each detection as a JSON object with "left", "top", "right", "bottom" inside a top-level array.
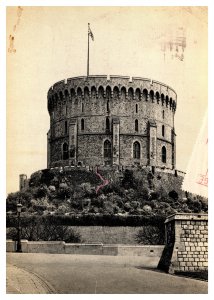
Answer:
[
  {"left": 7, "top": 253, "right": 208, "bottom": 294},
  {"left": 7, "top": 263, "right": 56, "bottom": 294}
]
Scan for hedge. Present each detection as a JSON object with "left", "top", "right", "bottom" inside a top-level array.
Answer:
[{"left": 6, "top": 214, "right": 165, "bottom": 228}]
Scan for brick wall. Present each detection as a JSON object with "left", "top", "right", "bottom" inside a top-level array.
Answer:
[{"left": 158, "top": 213, "right": 208, "bottom": 273}]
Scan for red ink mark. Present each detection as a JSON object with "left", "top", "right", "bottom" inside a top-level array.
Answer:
[
  {"left": 196, "top": 169, "right": 208, "bottom": 187},
  {"left": 95, "top": 166, "right": 109, "bottom": 193}
]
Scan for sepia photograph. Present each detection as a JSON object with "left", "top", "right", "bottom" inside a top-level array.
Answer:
[{"left": 5, "top": 4, "right": 208, "bottom": 294}]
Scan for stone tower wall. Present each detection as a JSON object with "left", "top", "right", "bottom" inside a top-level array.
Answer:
[{"left": 47, "top": 75, "right": 177, "bottom": 168}]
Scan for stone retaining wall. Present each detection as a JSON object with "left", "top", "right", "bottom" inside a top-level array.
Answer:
[
  {"left": 158, "top": 213, "right": 208, "bottom": 273},
  {"left": 6, "top": 239, "right": 164, "bottom": 264}
]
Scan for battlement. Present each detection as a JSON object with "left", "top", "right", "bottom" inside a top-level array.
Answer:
[{"left": 47, "top": 75, "right": 177, "bottom": 113}]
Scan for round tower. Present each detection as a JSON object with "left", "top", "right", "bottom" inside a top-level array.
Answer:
[{"left": 47, "top": 75, "right": 177, "bottom": 169}]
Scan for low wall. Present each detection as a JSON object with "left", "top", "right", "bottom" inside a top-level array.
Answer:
[
  {"left": 6, "top": 239, "right": 164, "bottom": 261},
  {"left": 158, "top": 213, "right": 208, "bottom": 273}
]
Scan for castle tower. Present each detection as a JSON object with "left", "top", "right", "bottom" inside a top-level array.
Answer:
[
  {"left": 47, "top": 75, "right": 177, "bottom": 169},
  {"left": 19, "top": 174, "right": 28, "bottom": 191}
]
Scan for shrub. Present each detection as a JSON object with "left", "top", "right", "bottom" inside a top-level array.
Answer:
[
  {"left": 6, "top": 217, "right": 81, "bottom": 243},
  {"left": 168, "top": 190, "right": 179, "bottom": 201},
  {"left": 135, "top": 226, "right": 165, "bottom": 245},
  {"left": 121, "top": 169, "right": 135, "bottom": 189}
]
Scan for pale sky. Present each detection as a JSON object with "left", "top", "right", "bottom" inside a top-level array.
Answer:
[{"left": 6, "top": 6, "right": 208, "bottom": 194}]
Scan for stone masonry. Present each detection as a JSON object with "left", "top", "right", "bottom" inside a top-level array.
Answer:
[
  {"left": 158, "top": 213, "right": 208, "bottom": 273},
  {"left": 47, "top": 75, "right": 177, "bottom": 169}
]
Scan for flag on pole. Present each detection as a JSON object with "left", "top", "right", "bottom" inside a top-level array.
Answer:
[{"left": 88, "top": 23, "right": 94, "bottom": 41}]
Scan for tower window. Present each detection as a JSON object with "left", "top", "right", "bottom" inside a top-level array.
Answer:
[
  {"left": 133, "top": 141, "right": 140, "bottom": 159},
  {"left": 62, "top": 142, "right": 69, "bottom": 160},
  {"left": 104, "top": 140, "right": 112, "bottom": 158},
  {"left": 107, "top": 100, "right": 110, "bottom": 113},
  {"left": 162, "top": 146, "right": 166, "bottom": 163},
  {"left": 81, "top": 118, "right": 85, "bottom": 131},
  {"left": 65, "top": 121, "right": 68, "bottom": 135},
  {"left": 162, "top": 125, "right": 165, "bottom": 137},
  {"left": 162, "top": 110, "right": 164, "bottom": 119},
  {"left": 135, "top": 119, "right": 139, "bottom": 132},
  {"left": 136, "top": 104, "right": 138, "bottom": 113},
  {"left": 106, "top": 117, "right": 110, "bottom": 132}
]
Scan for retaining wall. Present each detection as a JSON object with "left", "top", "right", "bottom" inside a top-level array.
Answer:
[
  {"left": 6, "top": 239, "right": 164, "bottom": 262},
  {"left": 158, "top": 213, "right": 208, "bottom": 273}
]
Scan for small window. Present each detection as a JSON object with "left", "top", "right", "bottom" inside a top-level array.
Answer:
[
  {"left": 162, "top": 146, "right": 166, "bottom": 163},
  {"left": 136, "top": 104, "right": 138, "bottom": 113},
  {"left": 162, "top": 125, "right": 165, "bottom": 137},
  {"left": 135, "top": 119, "right": 139, "bottom": 132},
  {"left": 65, "top": 121, "right": 68, "bottom": 135},
  {"left": 62, "top": 143, "right": 69, "bottom": 160},
  {"left": 82, "top": 103, "right": 84, "bottom": 113},
  {"left": 81, "top": 119, "right": 84, "bottom": 131},
  {"left": 107, "top": 100, "right": 110, "bottom": 113},
  {"left": 104, "top": 140, "right": 112, "bottom": 158},
  {"left": 162, "top": 110, "right": 164, "bottom": 119},
  {"left": 133, "top": 141, "right": 140, "bottom": 159},
  {"left": 106, "top": 117, "right": 110, "bottom": 131}
]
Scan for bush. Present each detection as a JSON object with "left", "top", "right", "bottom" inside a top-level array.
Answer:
[
  {"left": 135, "top": 226, "right": 165, "bottom": 245},
  {"left": 168, "top": 190, "right": 179, "bottom": 201},
  {"left": 7, "top": 217, "right": 81, "bottom": 243},
  {"left": 121, "top": 169, "right": 135, "bottom": 189}
]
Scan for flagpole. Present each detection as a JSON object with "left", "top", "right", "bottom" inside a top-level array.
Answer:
[{"left": 87, "top": 23, "right": 89, "bottom": 77}]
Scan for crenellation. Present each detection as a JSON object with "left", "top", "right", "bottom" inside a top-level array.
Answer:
[{"left": 47, "top": 75, "right": 177, "bottom": 169}]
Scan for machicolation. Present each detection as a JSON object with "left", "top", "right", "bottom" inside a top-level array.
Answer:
[{"left": 47, "top": 75, "right": 177, "bottom": 169}]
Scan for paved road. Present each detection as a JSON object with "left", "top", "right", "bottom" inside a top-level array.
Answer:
[{"left": 7, "top": 253, "right": 208, "bottom": 294}]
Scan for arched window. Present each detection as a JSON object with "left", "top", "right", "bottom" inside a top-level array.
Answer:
[
  {"left": 62, "top": 143, "right": 69, "bottom": 160},
  {"left": 143, "top": 89, "right": 148, "bottom": 101},
  {"left": 136, "top": 104, "right": 138, "bottom": 113},
  {"left": 162, "top": 110, "right": 164, "bottom": 119},
  {"left": 135, "top": 119, "right": 139, "bottom": 132},
  {"left": 77, "top": 87, "right": 82, "bottom": 97},
  {"left": 65, "top": 121, "right": 68, "bottom": 135},
  {"left": 133, "top": 141, "right": 140, "bottom": 159},
  {"left": 121, "top": 87, "right": 126, "bottom": 99},
  {"left": 104, "top": 140, "right": 112, "bottom": 158},
  {"left": 107, "top": 100, "right": 110, "bottom": 113},
  {"left": 91, "top": 86, "right": 96, "bottom": 98},
  {"left": 156, "top": 92, "right": 160, "bottom": 103},
  {"left": 81, "top": 118, "right": 84, "bottom": 131},
  {"left": 106, "top": 117, "right": 110, "bottom": 132},
  {"left": 149, "top": 90, "right": 154, "bottom": 101},
  {"left": 161, "top": 94, "right": 165, "bottom": 106},
  {"left": 106, "top": 86, "right": 111, "bottom": 99},
  {"left": 98, "top": 86, "right": 104, "bottom": 97},
  {"left": 162, "top": 125, "right": 165, "bottom": 137},
  {"left": 128, "top": 87, "right": 134, "bottom": 100},
  {"left": 84, "top": 87, "right": 89, "bottom": 98},
  {"left": 59, "top": 91, "right": 63, "bottom": 100},
  {"left": 135, "top": 88, "right": 141, "bottom": 101},
  {"left": 64, "top": 89, "right": 69, "bottom": 98},
  {"left": 162, "top": 146, "right": 166, "bottom": 163}
]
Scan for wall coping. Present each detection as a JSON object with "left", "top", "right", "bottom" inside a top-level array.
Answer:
[{"left": 165, "top": 213, "right": 208, "bottom": 224}]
